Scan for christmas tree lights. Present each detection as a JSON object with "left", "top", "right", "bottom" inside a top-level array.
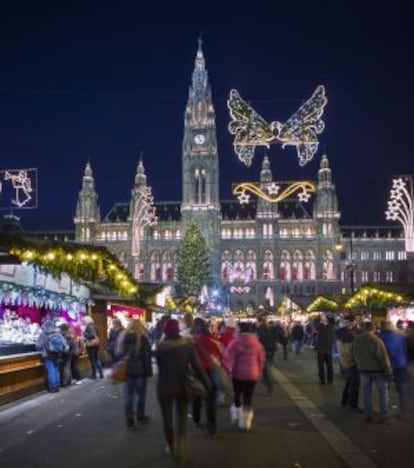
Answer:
[
  {"left": 344, "top": 286, "right": 404, "bottom": 309},
  {"left": 385, "top": 177, "right": 414, "bottom": 252},
  {"left": 227, "top": 85, "right": 327, "bottom": 167}
]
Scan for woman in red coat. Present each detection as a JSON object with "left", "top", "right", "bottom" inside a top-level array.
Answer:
[{"left": 223, "top": 321, "right": 265, "bottom": 431}]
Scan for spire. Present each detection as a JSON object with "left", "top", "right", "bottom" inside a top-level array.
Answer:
[
  {"left": 84, "top": 160, "right": 93, "bottom": 178},
  {"left": 191, "top": 37, "right": 208, "bottom": 96},
  {"left": 135, "top": 154, "right": 147, "bottom": 187},
  {"left": 260, "top": 153, "right": 272, "bottom": 183},
  {"left": 318, "top": 154, "right": 332, "bottom": 186}
]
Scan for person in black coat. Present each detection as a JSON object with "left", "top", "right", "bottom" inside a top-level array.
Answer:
[
  {"left": 120, "top": 319, "right": 153, "bottom": 428},
  {"left": 156, "top": 318, "right": 211, "bottom": 464},
  {"left": 313, "top": 314, "right": 335, "bottom": 385}
]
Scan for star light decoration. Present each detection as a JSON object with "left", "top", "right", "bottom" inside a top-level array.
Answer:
[
  {"left": 227, "top": 85, "right": 328, "bottom": 167},
  {"left": 233, "top": 180, "right": 315, "bottom": 205},
  {"left": 385, "top": 177, "right": 414, "bottom": 252}
]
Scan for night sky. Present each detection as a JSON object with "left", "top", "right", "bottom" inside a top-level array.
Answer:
[{"left": 0, "top": 2, "right": 412, "bottom": 231}]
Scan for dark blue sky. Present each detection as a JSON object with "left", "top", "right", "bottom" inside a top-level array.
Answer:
[{"left": 0, "top": 1, "right": 412, "bottom": 230}]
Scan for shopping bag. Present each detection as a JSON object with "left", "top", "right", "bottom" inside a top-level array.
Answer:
[
  {"left": 183, "top": 371, "right": 208, "bottom": 400},
  {"left": 112, "top": 359, "right": 128, "bottom": 384},
  {"left": 209, "top": 359, "right": 232, "bottom": 394}
]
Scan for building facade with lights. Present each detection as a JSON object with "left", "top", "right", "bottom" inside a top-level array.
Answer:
[{"left": 73, "top": 41, "right": 410, "bottom": 310}]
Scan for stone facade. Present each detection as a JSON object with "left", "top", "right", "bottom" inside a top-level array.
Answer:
[{"left": 73, "top": 41, "right": 408, "bottom": 310}]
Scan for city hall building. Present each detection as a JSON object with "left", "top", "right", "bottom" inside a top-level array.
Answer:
[{"left": 73, "top": 42, "right": 409, "bottom": 310}]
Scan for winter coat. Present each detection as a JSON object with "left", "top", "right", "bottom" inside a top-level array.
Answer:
[
  {"left": 314, "top": 322, "right": 335, "bottom": 354},
  {"left": 223, "top": 332, "right": 265, "bottom": 381},
  {"left": 219, "top": 327, "right": 236, "bottom": 348},
  {"left": 353, "top": 331, "right": 393, "bottom": 375},
  {"left": 156, "top": 337, "right": 211, "bottom": 397},
  {"left": 291, "top": 324, "right": 305, "bottom": 341},
  {"left": 256, "top": 324, "right": 277, "bottom": 351},
  {"left": 377, "top": 330, "right": 408, "bottom": 369},
  {"left": 122, "top": 333, "right": 153, "bottom": 378},
  {"left": 336, "top": 327, "right": 356, "bottom": 368},
  {"left": 192, "top": 333, "right": 223, "bottom": 371}
]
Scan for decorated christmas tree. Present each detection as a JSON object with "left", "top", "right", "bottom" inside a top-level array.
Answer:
[{"left": 176, "top": 223, "right": 211, "bottom": 298}]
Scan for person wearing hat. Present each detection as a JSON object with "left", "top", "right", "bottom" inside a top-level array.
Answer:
[
  {"left": 156, "top": 318, "right": 211, "bottom": 463},
  {"left": 336, "top": 318, "right": 361, "bottom": 411}
]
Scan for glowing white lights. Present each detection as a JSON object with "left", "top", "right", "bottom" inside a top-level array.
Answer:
[
  {"left": 385, "top": 177, "right": 414, "bottom": 252},
  {"left": 227, "top": 85, "right": 327, "bottom": 167},
  {"left": 233, "top": 181, "right": 316, "bottom": 205}
]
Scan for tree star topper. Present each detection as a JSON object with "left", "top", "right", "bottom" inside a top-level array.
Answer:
[{"left": 227, "top": 85, "right": 328, "bottom": 167}]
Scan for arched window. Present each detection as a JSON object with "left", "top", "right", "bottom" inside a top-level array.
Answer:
[
  {"left": 221, "top": 250, "right": 232, "bottom": 282},
  {"left": 262, "top": 250, "right": 274, "bottom": 281},
  {"left": 233, "top": 250, "right": 245, "bottom": 282},
  {"left": 194, "top": 167, "right": 207, "bottom": 203},
  {"left": 162, "top": 251, "right": 174, "bottom": 282},
  {"left": 280, "top": 250, "right": 291, "bottom": 281},
  {"left": 292, "top": 250, "right": 304, "bottom": 281},
  {"left": 304, "top": 250, "right": 316, "bottom": 280},
  {"left": 246, "top": 250, "right": 257, "bottom": 281},
  {"left": 150, "top": 252, "right": 161, "bottom": 282},
  {"left": 322, "top": 249, "right": 335, "bottom": 280}
]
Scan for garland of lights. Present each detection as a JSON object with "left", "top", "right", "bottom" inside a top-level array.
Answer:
[
  {"left": 0, "top": 234, "right": 138, "bottom": 297},
  {"left": 344, "top": 286, "right": 404, "bottom": 309},
  {"left": 227, "top": 85, "right": 327, "bottom": 167},
  {"left": 306, "top": 295, "right": 338, "bottom": 312},
  {"left": 233, "top": 180, "right": 315, "bottom": 205},
  {"left": 385, "top": 177, "right": 414, "bottom": 252}
]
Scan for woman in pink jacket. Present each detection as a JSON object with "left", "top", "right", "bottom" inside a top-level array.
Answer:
[{"left": 223, "top": 322, "right": 265, "bottom": 431}]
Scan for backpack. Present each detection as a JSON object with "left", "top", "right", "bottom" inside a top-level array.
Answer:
[{"left": 46, "top": 332, "right": 66, "bottom": 354}]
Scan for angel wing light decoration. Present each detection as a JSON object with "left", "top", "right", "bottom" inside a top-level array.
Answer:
[{"left": 227, "top": 85, "right": 327, "bottom": 167}]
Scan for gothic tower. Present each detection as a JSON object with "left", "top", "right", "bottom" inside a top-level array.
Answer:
[
  {"left": 181, "top": 38, "right": 221, "bottom": 283},
  {"left": 74, "top": 161, "right": 100, "bottom": 242}
]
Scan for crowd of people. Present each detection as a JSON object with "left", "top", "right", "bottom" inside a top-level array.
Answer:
[{"left": 35, "top": 311, "right": 414, "bottom": 464}]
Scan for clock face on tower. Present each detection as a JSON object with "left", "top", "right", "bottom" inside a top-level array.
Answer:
[{"left": 194, "top": 134, "right": 205, "bottom": 145}]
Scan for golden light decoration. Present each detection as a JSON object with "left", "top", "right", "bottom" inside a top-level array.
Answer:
[
  {"left": 233, "top": 180, "right": 316, "bottom": 205},
  {"left": 344, "top": 286, "right": 405, "bottom": 308}
]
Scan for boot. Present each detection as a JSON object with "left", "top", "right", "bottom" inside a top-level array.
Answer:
[
  {"left": 239, "top": 406, "right": 254, "bottom": 431},
  {"left": 230, "top": 404, "right": 241, "bottom": 426}
]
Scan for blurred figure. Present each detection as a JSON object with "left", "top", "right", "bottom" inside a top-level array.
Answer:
[
  {"left": 223, "top": 322, "right": 265, "bottom": 431},
  {"left": 156, "top": 319, "right": 211, "bottom": 463},
  {"left": 278, "top": 322, "right": 290, "bottom": 360},
  {"left": 120, "top": 319, "right": 153, "bottom": 429},
  {"left": 256, "top": 317, "right": 276, "bottom": 394},
  {"left": 353, "top": 321, "right": 393, "bottom": 423},
  {"left": 106, "top": 317, "right": 124, "bottom": 363},
  {"left": 69, "top": 325, "right": 84, "bottom": 384},
  {"left": 36, "top": 321, "right": 68, "bottom": 392},
  {"left": 336, "top": 318, "right": 361, "bottom": 411},
  {"left": 378, "top": 320, "right": 410, "bottom": 415},
  {"left": 59, "top": 322, "right": 73, "bottom": 386},
  {"left": 219, "top": 317, "right": 237, "bottom": 348},
  {"left": 83, "top": 316, "right": 104, "bottom": 379},
  {"left": 313, "top": 314, "right": 335, "bottom": 385},
  {"left": 291, "top": 321, "right": 304, "bottom": 354},
  {"left": 180, "top": 312, "right": 194, "bottom": 338},
  {"left": 191, "top": 318, "right": 223, "bottom": 438}
]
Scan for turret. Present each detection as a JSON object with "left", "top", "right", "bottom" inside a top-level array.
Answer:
[{"left": 74, "top": 161, "right": 100, "bottom": 242}]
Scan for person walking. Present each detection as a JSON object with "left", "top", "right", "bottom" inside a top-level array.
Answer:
[
  {"left": 313, "top": 314, "right": 335, "bottom": 385},
  {"left": 82, "top": 316, "right": 104, "bottom": 379},
  {"left": 336, "top": 318, "right": 361, "bottom": 411},
  {"left": 291, "top": 321, "right": 305, "bottom": 354},
  {"left": 256, "top": 317, "right": 276, "bottom": 394},
  {"left": 59, "top": 322, "right": 74, "bottom": 387},
  {"left": 106, "top": 317, "right": 124, "bottom": 364},
  {"left": 156, "top": 318, "right": 211, "bottom": 464},
  {"left": 378, "top": 320, "right": 410, "bottom": 416},
  {"left": 223, "top": 322, "right": 265, "bottom": 431},
  {"left": 353, "top": 321, "right": 393, "bottom": 423},
  {"left": 120, "top": 319, "right": 153, "bottom": 429},
  {"left": 191, "top": 318, "right": 223, "bottom": 438}
]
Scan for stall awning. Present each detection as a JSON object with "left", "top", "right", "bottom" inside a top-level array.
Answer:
[{"left": 107, "top": 303, "right": 145, "bottom": 318}]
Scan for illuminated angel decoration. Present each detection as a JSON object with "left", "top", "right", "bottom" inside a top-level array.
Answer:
[{"left": 227, "top": 85, "right": 327, "bottom": 167}]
